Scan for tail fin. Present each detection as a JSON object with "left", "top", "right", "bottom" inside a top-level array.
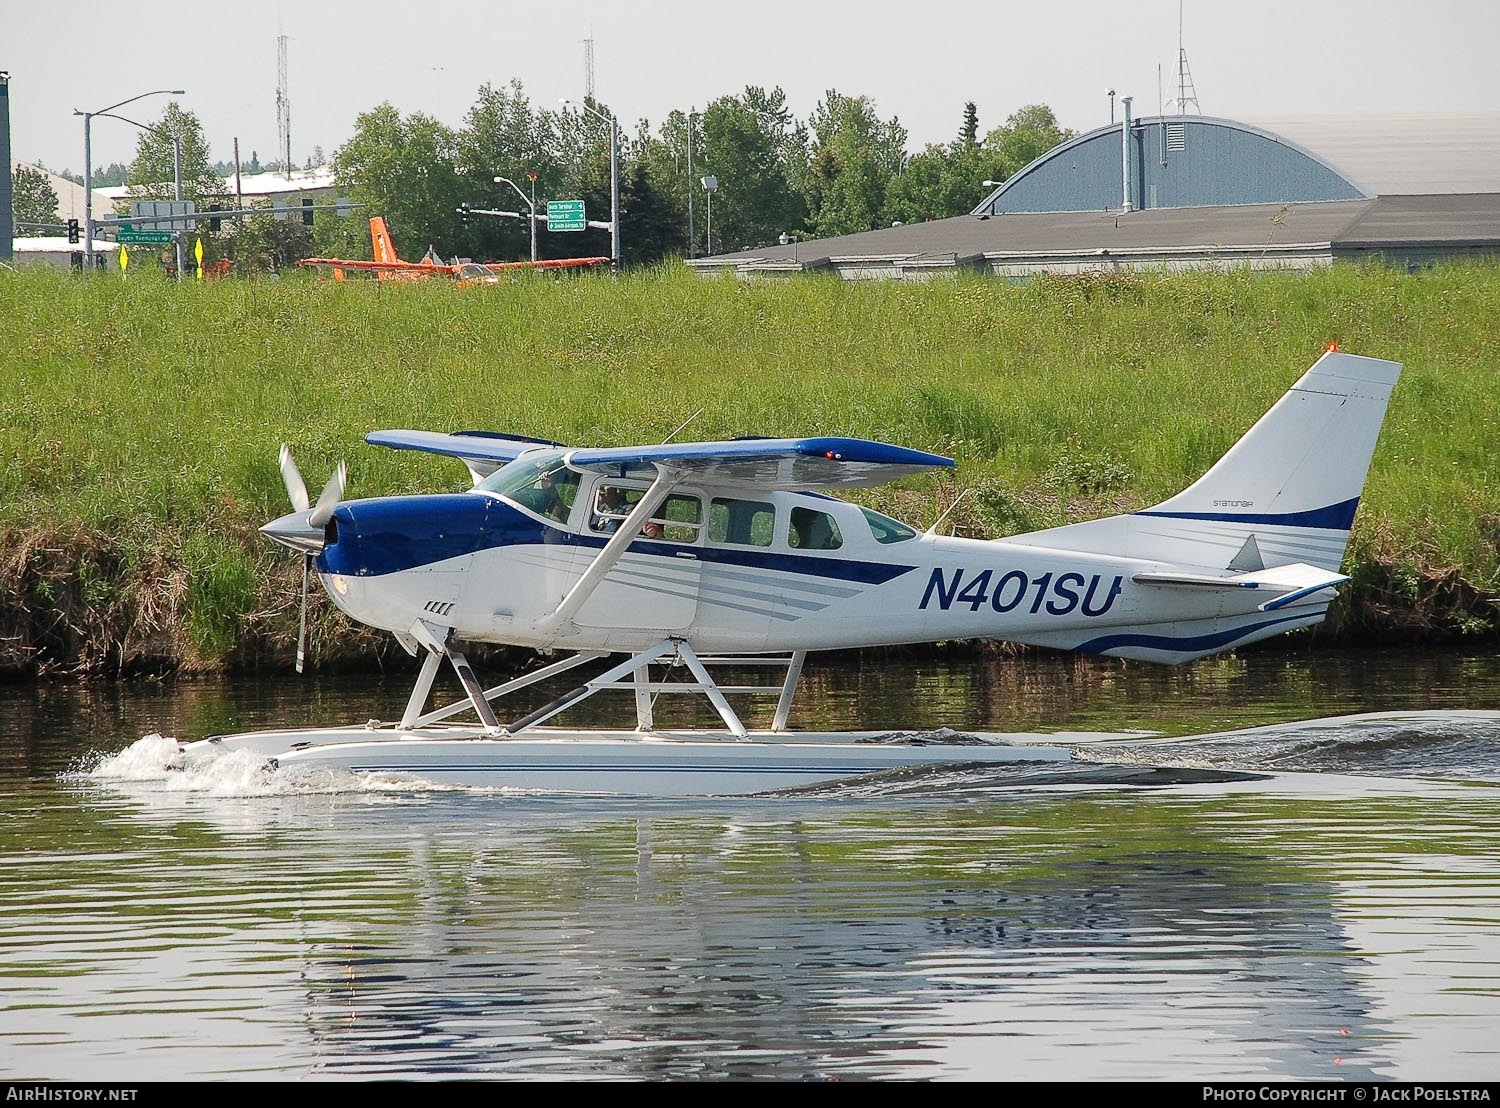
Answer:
[
  {"left": 1008, "top": 350, "right": 1402, "bottom": 574},
  {"left": 370, "top": 217, "right": 401, "bottom": 276}
]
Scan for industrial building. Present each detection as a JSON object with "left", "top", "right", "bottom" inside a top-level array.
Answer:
[{"left": 688, "top": 112, "right": 1500, "bottom": 279}]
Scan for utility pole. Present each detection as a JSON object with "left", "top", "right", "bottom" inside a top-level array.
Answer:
[
  {"left": 561, "top": 98, "right": 620, "bottom": 270},
  {"left": 687, "top": 109, "right": 697, "bottom": 258},
  {"left": 172, "top": 135, "right": 184, "bottom": 280}
]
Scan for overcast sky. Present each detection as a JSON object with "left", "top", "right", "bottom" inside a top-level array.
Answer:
[{"left": 8, "top": 0, "right": 1499, "bottom": 175}]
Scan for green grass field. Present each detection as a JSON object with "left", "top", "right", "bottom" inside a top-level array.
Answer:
[{"left": 1, "top": 262, "right": 1496, "bottom": 673}]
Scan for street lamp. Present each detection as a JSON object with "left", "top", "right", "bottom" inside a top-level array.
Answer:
[
  {"left": 94, "top": 110, "right": 188, "bottom": 280},
  {"left": 700, "top": 175, "right": 717, "bottom": 256},
  {"left": 74, "top": 88, "right": 185, "bottom": 270},
  {"left": 559, "top": 98, "right": 619, "bottom": 269},
  {"left": 494, "top": 175, "right": 538, "bottom": 262}
]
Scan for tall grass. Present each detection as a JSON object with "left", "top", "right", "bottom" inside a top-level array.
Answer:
[{"left": 1, "top": 261, "right": 1496, "bottom": 669}]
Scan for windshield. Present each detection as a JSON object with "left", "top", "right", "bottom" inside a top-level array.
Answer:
[
  {"left": 860, "top": 506, "right": 918, "bottom": 544},
  {"left": 477, "top": 450, "right": 580, "bottom": 523}
]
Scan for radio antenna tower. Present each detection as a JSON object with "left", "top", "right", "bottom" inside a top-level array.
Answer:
[
  {"left": 1171, "top": 2, "right": 1200, "bottom": 114},
  {"left": 276, "top": 34, "right": 292, "bottom": 177},
  {"left": 583, "top": 33, "right": 595, "bottom": 100}
]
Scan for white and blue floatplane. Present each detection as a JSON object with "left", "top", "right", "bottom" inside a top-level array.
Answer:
[{"left": 180, "top": 349, "right": 1402, "bottom": 795}]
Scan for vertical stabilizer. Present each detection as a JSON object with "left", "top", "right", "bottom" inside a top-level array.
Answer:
[
  {"left": 1007, "top": 351, "right": 1402, "bottom": 573},
  {"left": 370, "top": 216, "right": 401, "bottom": 272}
]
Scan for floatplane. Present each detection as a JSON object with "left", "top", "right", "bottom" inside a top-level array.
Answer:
[{"left": 179, "top": 349, "right": 1401, "bottom": 795}]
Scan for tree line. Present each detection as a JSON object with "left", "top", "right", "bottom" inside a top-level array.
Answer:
[
  {"left": 314, "top": 83, "right": 1073, "bottom": 267},
  {"left": 76, "top": 84, "right": 1074, "bottom": 271}
]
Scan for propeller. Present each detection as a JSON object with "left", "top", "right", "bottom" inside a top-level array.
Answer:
[{"left": 267, "top": 446, "right": 347, "bottom": 674}]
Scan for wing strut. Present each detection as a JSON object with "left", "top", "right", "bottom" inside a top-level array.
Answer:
[{"left": 532, "top": 463, "right": 684, "bottom": 639}]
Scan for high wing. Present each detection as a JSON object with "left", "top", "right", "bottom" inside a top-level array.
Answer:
[
  {"left": 563, "top": 438, "right": 954, "bottom": 490},
  {"left": 367, "top": 429, "right": 566, "bottom": 482},
  {"left": 367, "top": 432, "right": 953, "bottom": 491}
]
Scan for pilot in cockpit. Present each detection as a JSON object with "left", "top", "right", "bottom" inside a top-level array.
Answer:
[{"left": 592, "top": 484, "right": 663, "bottom": 538}]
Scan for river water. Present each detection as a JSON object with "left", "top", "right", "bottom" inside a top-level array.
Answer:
[{"left": 2, "top": 647, "right": 1499, "bottom": 1082}]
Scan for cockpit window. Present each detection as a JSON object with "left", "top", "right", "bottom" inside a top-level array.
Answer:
[
  {"left": 478, "top": 449, "right": 579, "bottom": 523},
  {"left": 860, "top": 506, "right": 917, "bottom": 544},
  {"left": 588, "top": 484, "right": 702, "bottom": 543}
]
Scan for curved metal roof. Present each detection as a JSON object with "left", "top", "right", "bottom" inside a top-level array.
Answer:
[
  {"left": 974, "top": 112, "right": 1500, "bottom": 215},
  {"left": 1243, "top": 112, "right": 1500, "bottom": 195}
]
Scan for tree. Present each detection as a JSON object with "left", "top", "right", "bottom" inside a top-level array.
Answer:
[
  {"left": 984, "top": 104, "right": 1074, "bottom": 179},
  {"left": 697, "top": 90, "right": 805, "bottom": 252},
  {"left": 127, "top": 102, "right": 226, "bottom": 209},
  {"left": 882, "top": 102, "right": 1010, "bottom": 226},
  {"left": 457, "top": 80, "right": 564, "bottom": 262},
  {"left": 331, "top": 103, "right": 466, "bottom": 261},
  {"left": 12, "top": 165, "right": 60, "bottom": 226},
  {"left": 618, "top": 159, "right": 681, "bottom": 267},
  {"left": 221, "top": 210, "right": 313, "bottom": 273},
  {"left": 803, "top": 91, "right": 907, "bottom": 238}
]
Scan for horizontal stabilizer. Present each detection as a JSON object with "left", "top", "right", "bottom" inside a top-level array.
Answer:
[{"left": 1133, "top": 561, "right": 1350, "bottom": 611}]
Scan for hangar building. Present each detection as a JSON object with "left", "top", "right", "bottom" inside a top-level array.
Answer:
[{"left": 688, "top": 112, "right": 1500, "bottom": 279}]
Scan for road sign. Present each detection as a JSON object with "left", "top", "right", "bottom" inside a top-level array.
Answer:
[
  {"left": 117, "top": 230, "right": 174, "bottom": 245},
  {"left": 131, "top": 199, "right": 196, "bottom": 230},
  {"left": 547, "top": 199, "right": 586, "bottom": 231}
]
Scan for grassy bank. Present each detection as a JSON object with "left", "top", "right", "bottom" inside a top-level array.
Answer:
[{"left": 1, "top": 262, "right": 1496, "bottom": 675}]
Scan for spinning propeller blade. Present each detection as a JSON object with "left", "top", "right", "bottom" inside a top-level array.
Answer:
[
  {"left": 278, "top": 444, "right": 310, "bottom": 513},
  {"left": 268, "top": 446, "right": 346, "bottom": 675},
  {"left": 308, "top": 461, "right": 347, "bottom": 529}
]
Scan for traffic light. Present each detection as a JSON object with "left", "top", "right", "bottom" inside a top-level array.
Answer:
[
  {"left": 459, "top": 202, "right": 471, "bottom": 226},
  {"left": 66, "top": 218, "right": 80, "bottom": 244}
]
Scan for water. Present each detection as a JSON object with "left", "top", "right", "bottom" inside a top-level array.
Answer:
[{"left": 2, "top": 647, "right": 1499, "bottom": 1081}]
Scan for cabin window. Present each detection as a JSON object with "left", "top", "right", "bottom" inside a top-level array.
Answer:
[
  {"left": 860, "top": 507, "right": 917, "bottom": 544},
  {"left": 590, "top": 484, "right": 701, "bottom": 543},
  {"left": 482, "top": 449, "right": 579, "bottom": 523},
  {"left": 708, "top": 497, "right": 775, "bottom": 547},
  {"left": 788, "top": 507, "right": 843, "bottom": 551}
]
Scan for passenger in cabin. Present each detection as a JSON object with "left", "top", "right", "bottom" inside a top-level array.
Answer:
[
  {"left": 789, "top": 506, "right": 842, "bottom": 551},
  {"left": 592, "top": 484, "right": 664, "bottom": 539}
]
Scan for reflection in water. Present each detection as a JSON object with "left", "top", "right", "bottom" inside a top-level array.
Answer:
[
  {"left": 1, "top": 649, "right": 1499, "bottom": 1080},
  {"left": 289, "top": 817, "right": 1388, "bottom": 1081}
]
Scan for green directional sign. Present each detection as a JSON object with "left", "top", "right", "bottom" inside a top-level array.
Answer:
[
  {"left": 547, "top": 199, "right": 586, "bottom": 232},
  {"left": 117, "top": 230, "right": 174, "bottom": 245}
]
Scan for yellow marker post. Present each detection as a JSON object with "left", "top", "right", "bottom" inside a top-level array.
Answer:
[
  {"left": 195, "top": 237, "right": 204, "bottom": 279},
  {"left": 119, "top": 246, "right": 129, "bottom": 275}
]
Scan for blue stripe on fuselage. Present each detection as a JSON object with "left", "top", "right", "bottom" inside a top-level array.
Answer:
[
  {"left": 1134, "top": 497, "right": 1360, "bottom": 530},
  {"left": 1070, "top": 612, "right": 1315, "bottom": 656},
  {"left": 318, "top": 494, "right": 916, "bottom": 586}
]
